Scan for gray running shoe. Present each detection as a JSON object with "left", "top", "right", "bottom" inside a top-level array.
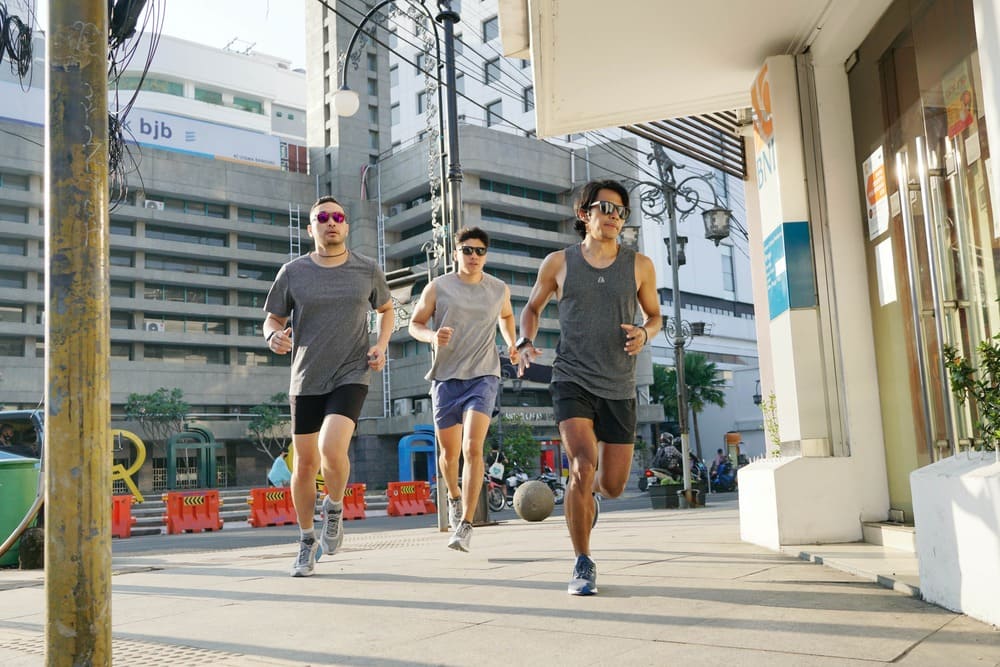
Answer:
[
  {"left": 290, "top": 538, "right": 319, "bottom": 577},
  {"left": 320, "top": 497, "right": 344, "bottom": 558},
  {"left": 568, "top": 555, "right": 598, "bottom": 595},
  {"left": 448, "top": 521, "right": 473, "bottom": 552},
  {"left": 448, "top": 496, "right": 463, "bottom": 530},
  {"left": 592, "top": 493, "right": 601, "bottom": 529}
]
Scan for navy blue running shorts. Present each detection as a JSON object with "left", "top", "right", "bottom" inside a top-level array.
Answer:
[{"left": 431, "top": 376, "right": 500, "bottom": 429}]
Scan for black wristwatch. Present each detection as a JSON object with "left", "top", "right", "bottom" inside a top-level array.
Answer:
[
  {"left": 515, "top": 337, "right": 533, "bottom": 350},
  {"left": 266, "top": 330, "right": 277, "bottom": 343}
]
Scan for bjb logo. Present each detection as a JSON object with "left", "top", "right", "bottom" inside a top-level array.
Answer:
[
  {"left": 125, "top": 116, "right": 173, "bottom": 141},
  {"left": 750, "top": 63, "right": 773, "bottom": 144}
]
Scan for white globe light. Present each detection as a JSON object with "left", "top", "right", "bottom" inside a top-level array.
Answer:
[{"left": 332, "top": 88, "right": 360, "bottom": 117}]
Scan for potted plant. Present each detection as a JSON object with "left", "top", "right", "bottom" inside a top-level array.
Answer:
[{"left": 910, "top": 324, "right": 999, "bottom": 627}]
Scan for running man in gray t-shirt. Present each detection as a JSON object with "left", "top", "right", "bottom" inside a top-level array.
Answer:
[
  {"left": 517, "top": 180, "right": 660, "bottom": 596},
  {"left": 263, "top": 195, "right": 393, "bottom": 578},
  {"left": 409, "top": 226, "right": 518, "bottom": 553}
]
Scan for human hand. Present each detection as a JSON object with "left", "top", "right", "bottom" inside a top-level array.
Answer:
[
  {"left": 507, "top": 344, "right": 520, "bottom": 366},
  {"left": 367, "top": 346, "right": 387, "bottom": 371},
  {"left": 516, "top": 344, "right": 540, "bottom": 377},
  {"left": 436, "top": 326, "right": 454, "bottom": 348},
  {"left": 268, "top": 327, "right": 293, "bottom": 355},
  {"left": 621, "top": 324, "right": 647, "bottom": 356}
]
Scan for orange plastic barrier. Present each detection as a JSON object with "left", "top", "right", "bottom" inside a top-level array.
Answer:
[
  {"left": 162, "top": 490, "right": 223, "bottom": 534},
  {"left": 111, "top": 494, "right": 136, "bottom": 538},
  {"left": 417, "top": 481, "right": 436, "bottom": 514},
  {"left": 342, "top": 483, "right": 367, "bottom": 521},
  {"left": 246, "top": 487, "right": 296, "bottom": 527},
  {"left": 386, "top": 481, "right": 432, "bottom": 517}
]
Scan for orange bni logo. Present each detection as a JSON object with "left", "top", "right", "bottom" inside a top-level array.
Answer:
[{"left": 751, "top": 63, "right": 774, "bottom": 143}]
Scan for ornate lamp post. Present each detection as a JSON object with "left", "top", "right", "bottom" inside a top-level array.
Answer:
[
  {"left": 633, "top": 144, "right": 734, "bottom": 502},
  {"left": 331, "top": 0, "right": 462, "bottom": 279}
]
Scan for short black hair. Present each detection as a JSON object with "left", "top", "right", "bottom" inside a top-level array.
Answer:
[
  {"left": 455, "top": 226, "right": 489, "bottom": 247},
  {"left": 310, "top": 195, "right": 342, "bottom": 217},
  {"left": 572, "top": 179, "right": 630, "bottom": 238}
]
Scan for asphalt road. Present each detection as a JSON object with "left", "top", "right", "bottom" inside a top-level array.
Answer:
[{"left": 112, "top": 490, "right": 736, "bottom": 556}]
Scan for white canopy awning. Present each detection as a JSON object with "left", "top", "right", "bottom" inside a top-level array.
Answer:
[{"left": 499, "top": 0, "right": 892, "bottom": 137}]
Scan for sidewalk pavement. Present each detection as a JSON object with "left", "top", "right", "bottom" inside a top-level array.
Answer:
[{"left": 1, "top": 497, "right": 997, "bottom": 666}]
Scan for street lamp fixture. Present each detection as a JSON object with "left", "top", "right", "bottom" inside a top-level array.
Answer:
[
  {"left": 331, "top": 86, "right": 361, "bottom": 118},
  {"left": 663, "top": 235, "right": 688, "bottom": 266},
  {"left": 633, "top": 143, "right": 736, "bottom": 503},
  {"left": 753, "top": 379, "right": 763, "bottom": 406}
]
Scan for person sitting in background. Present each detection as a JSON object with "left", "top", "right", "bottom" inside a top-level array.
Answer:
[
  {"left": 710, "top": 448, "right": 730, "bottom": 476},
  {"left": 268, "top": 445, "right": 292, "bottom": 487},
  {"left": 0, "top": 423, "right": 14, "bottom": 448}
]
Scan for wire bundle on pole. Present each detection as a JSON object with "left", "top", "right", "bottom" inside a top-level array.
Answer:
[{"left": 0, "top": 2, "right": 34, "bottom": 87}]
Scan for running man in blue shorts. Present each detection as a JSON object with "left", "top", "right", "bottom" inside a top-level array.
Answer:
[
  {"left": 264, "top": 195, "right": 394, "bottom": 577},
  {"left": 409, "top": 227, "right": 518, "bottom": 552},
  {"left": 517, "top": 179, "right": 660, "bottom": 595}
]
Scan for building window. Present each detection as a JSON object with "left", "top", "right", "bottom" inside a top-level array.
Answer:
[
  {"left": 486, "top": 99, "right": 502, "bottom": 127},
  {"left": 110, "top": 343, "right": 133, "bottom": 360},
  {"left": 0, "top": 336, "right": 25, "bottom": 357},
  {"left": 119, "top": 75, "right": 183, "bottom": 96},
  {"left": 0, "top": 206, "right": 27, "bottom": 223},
  {"left": 236, "top": 263, "right": 277, "bottom": 281},
  {"left": 0, "top": 270, "right": 26, "bottom": 288},
  {"left": 523, "top": 86, "right": 534, "bottom": 112},
  {"left": 390, "top": 65, "right": 399, "bottom": 87},
  {"left": 484, "top": 58, "right": 501, "bottom": 84},
  {"left": 110, "top": 250, "right": 134, "bottom": 267},
  {"left": 194, "top": 88, "right": 223, "bottom": 105},
  {"left": 0, "top": 238, "right": 26, "bottom": 255},
  {"left": 369, "top": 130, "right": 380, "bottom": 150},
  {"left": 146, "top": 224, "right": 227, "bottom": 247},
  {"left": 110, "top": 220, "right": 134, "bottom": 236},
  {"left": 0, "top": 304, "right": 24, "bottom": 323},
  {"left": 232, "top": 96, "right": 263, "bottom": 114},
  {"left": 415, "top": 53, "right": 427, "bottom": 75},
  {"left": 366, "top": 52, "right": 378, "bottom": 71},
  {"left": 144, "top": 345, "right": 229, "bottom": 365},
  {"left": 237, "top": 236, "right": 289, "bottom": 254},
  {"left": 110, "top": 311, "right": 133, "bottom": 330},
  {"left": 721, "top": 245, "right": 735, "bottom": 292},
  {"left": 417, "top": 91, "right": 427, "bottom": 113},
  {"left": 455, "top": 73, "right": 465, "bottom": 94},
  {"left": 391, "top": 103, "right": 400, "bottom": 126},
  {"left": 110, "top": 280, "right": 133, "bottom": 298},
  {"left": 146, "top": 254, "right": 226, "bottom": 276},
  {"left": 454, "top": 35, "right": 463, "bottom": 56},
  {"left": 482, "top": 16, "right": 499, "bottom": 41},
  {"left": 366, "top": 78, "right": 378, "bottom": 96},
  {"left": 388, "top": 29, "right": 398, "bottom": 48},
  {"left": 0, "top": 172, "right": 30, "bottom": 190}
]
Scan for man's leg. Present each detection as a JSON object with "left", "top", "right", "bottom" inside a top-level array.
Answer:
[
  {"left": 559, "top": 418, "right": 599, "bottom": 557},
  {"left": 459, "top": 410, "right": 490, "bottom": 522},
  {"left": 593, "top": 441, "right": 635, "bottom": 499},
  {"left": 318, "top": 414, "right": 356, "bottom": 504},
  {"left": 290, "top": 433, "right": 320, "bottom": 530},
  {"left": 437, "top": 423, "right": 463, "bottom": 504}
]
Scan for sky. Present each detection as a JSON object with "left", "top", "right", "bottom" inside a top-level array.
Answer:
[{"left": 15, "top": 0, "right": 307, "bottom": 69}]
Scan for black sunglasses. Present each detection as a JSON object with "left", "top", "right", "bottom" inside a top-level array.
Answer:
[
  {"left": 588, "top": 200, "right": 631, "bottom": 221},
  {"left": 458, "top": 245, "right": 487, "bottom": 256},
  {"left": 315, "top": 210, "right": 347, "bottom": 224}
]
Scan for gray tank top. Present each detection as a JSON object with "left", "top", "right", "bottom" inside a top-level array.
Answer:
[
  {"left": 425, "top": 272, "right": 506, "bottom": 381},
  {"left": 552, "top": 244, "right": 638, "bottom": 399}
]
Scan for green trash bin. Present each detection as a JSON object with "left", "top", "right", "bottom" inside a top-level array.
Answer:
[{"left": 0, "top": 452, "right": 41, "bottom": 567}]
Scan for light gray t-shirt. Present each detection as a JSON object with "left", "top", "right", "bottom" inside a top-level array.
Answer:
[
  {"left": 264, "top": 252, "right": 391, "bottom": 396},
  {"left": 425, "top": 272, "right": 506, "bottom": 382},
  {"left": 552, "top": 244, "right": 638, "bottom": 399}
]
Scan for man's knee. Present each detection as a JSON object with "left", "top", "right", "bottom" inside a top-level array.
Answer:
[{"left": 600, "top": 475, "right": 628, "bottom": 498}]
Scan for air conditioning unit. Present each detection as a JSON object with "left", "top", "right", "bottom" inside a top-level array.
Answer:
[
  {"left": 413, "top": 398, "right": 431, "bottom": 415},
  {"left": 392, "top": 398, "right": 412, "bottom": 417},
  {"left": 144, "top": 199, "right": 165, "bottom": 210},
  {"left": 144, "top": 321, "right": 165, "bottom": 332}
]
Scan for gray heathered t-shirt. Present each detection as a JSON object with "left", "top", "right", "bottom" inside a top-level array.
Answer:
[
  {"left": 425, "top": 272, "right": 506, "bottom": 381},
  {"left": 264, "top": 252, "right": 391, "bottom": 396},
  {"left": 552, "top": 244, "right": 638, "bottom": 399}
]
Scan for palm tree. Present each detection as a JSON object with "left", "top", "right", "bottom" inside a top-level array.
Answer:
[{"left": 651, "top": 354, "right": 727, "bottom": 459}]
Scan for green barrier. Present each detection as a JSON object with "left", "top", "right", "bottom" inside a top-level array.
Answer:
[{"left": 0, "top": 453, "right": 40, "bottom": 567}]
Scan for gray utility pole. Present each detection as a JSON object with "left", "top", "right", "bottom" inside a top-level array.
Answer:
[{"left": 47, "top": 1, "right": 112, "bottom": 664}]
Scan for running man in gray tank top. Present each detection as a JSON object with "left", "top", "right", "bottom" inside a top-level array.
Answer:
[
  {"left": 409, "top": 227, "right": 518, "bottom": 553},
  {"left": 517, "top": 180, "right": 660, "bottom": 596}
]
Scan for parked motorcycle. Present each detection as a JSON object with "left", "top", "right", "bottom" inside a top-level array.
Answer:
[
  {"left": 503, "top": 462, "right": 530, "bottom": 507},
  {"left": 484, "top": 473, "right": 506, "bottom": 513},
  {"left": 711, "top": 459, "right": 737, "bottom": 492},
  {"left": 535, "top": 466, "right": 565, "bottom": 504},
  {"left": 639, "top": 456, "right": 706, "bottom": 491}
]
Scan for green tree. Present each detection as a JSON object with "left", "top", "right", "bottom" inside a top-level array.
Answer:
[
  {"left": 124, "top": 387, "right": 189, "bottom": 444},
  {"left": 485, "top": 414, "right": 540, "bottom": 473},
  {"left": 944, "top": 332, "right": 1000, "bottom": 452},
  {"left": 248, "top": 392, "right": 291, "bottom": 460},
  {"left": 655, "top": 354, "right": 727, "bottom": 459}
]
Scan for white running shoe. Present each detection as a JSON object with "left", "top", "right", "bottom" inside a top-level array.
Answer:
[{"left": 290, "top": 538, "right": 319, "bottom": 577}]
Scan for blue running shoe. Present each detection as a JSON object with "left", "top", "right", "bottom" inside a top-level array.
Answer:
[{"left": 568, "top": 555, "right": 598, "bottom": 595}]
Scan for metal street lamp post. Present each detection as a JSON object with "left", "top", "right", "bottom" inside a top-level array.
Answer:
[
  {"left": 331, "top": 0, "right": 463, "bottom": 278},
  {"left": 633, "top": 144, "right": 734, "bottom": 504},
  {"left": 331, "top": 1, "right": 463, "bottom": 531}
]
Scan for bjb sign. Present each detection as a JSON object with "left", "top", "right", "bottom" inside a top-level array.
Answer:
[{"left": 123, "top": 109, "right": 280, "bottom": 169}]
